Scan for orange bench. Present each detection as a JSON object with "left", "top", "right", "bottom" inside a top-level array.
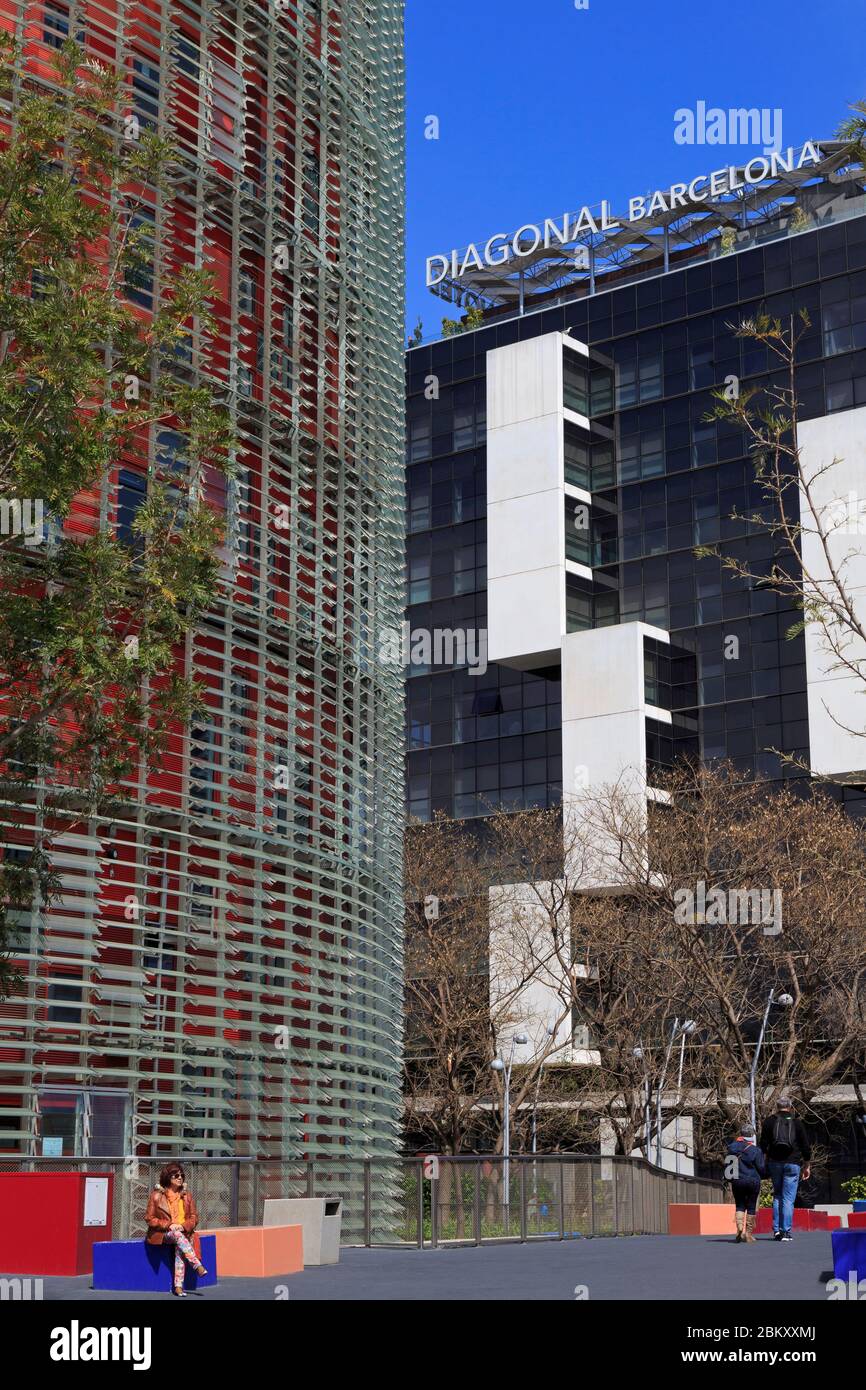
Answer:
[
  {"left": 668, "top": 1203, "right": 737, "bottom": 1235},
  {"left": 197, "top": 1224, "right": 303, "bottom": 1278}
]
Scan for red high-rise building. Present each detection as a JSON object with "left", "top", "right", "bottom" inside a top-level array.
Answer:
[{"left": 0, "top": 0, "right": 406, "bottom": 1200}]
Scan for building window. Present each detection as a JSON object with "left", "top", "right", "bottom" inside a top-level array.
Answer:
[
  {"left": 238, "top": 270, "right": 256, "bottom": 315},
  {"left": 564, "top": 352, "right": 589, "bottom": 415},
  {"left": 408, "top": 477, "right": 431, "bottom": 532},
  {"left": 564, "top": 425, "right": 591, "bottom": 490},
  {"left": 143, "top": 928, "right": 172, "bottom": 973},
  {"left": 211, "top": 58, "right": 244, "bottom": 171},
  {"left": 116, "top": 467, "right": 147, "bottom": 545},
  {"left": 638, "top": 346, "right": 662, "bottom": 401},
  {"left": 408, "top": 414, "right": 431, "bottom": 462},
  {"left": 689, "top": 339, "right": 715, "bottom": 391},
  {"left": 131, "top": 57, "right": 160, "bottom": 132},
  {"left": 591, "top": 366, "right": 614, "bottom": 415},
  {"left": 565, "top": 498, "right": 592, "bottom": 567},
  {"left": 156, "top": 429, "right": 186, "bottom": 476},
  {"left": 189, "top": 724, "right": 218, "bottom": 807},
  {"left": 189, "top": 882, "right": 216, "bottom": 938},
  {"left": 594, "top": 590, "right": 619, "bottom": 627},
  {"left": 47, "top": 980, "right": 83, "bottom": 1024},
  {"left": 271, "top": 350, "right": 293, "bottom": 392},
  {"left": 620, "top": 428, "right": 664, "bottom": 482},
  {"left": 227, "top": 681, "right": 249, "bottom": 774},
  {"left": 566, "top": 575, "right": 593, "bottom": 633},
  {"left": 407, "top": 551, "right": 430, "bottom": 604},
  {"left": 37, "top": 1088, "right": 129, "bottom": 1157},
  {"left": 592, "top": 440, "right": 616, "bottom": 490},
  {"left": 43, "top": 0, "right": 82, "bottom": 48},
  {"left": 822, "top": 281, "right": 866, "bottom": 357},
  {"left": 453, "top": 403, "right": 475, "bottom": 451},
  {"left": 302, "top": 148, "right": 321, "bottom": 237},
  {"left": 616, "top": 344, "right": 662, "bottom": 406},
  {"left": 172, "top": 31, "right": 199, "bottom": 77},
  {"left": 124, "top": 209, "right": 155, "bottom": 310}
]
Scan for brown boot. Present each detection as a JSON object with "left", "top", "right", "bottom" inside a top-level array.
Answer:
[
  {"left": 744, "top": 1214, "right": 756, "bottom": 1243},
  {"left": 735, "top": 1210, "right": 745, "bottom": 1242}
]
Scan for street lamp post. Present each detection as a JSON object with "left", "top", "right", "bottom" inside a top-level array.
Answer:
[
  {"left": 531, "top": 1026, "right": 556, "bottom": 1159},
  {"left": 674, "top": 1021, "right": 697, "bottom": 1174},
  {"left": 530, "top": 1027, "right": 556, "bottom": 1231},
  {"left": 656, "top": 1019, "right": 696, "bottom": 1169},
  {"left": 633, "top": 1045, "right": 652, "bottom": 1160},
  {"left": 491, "top": 1033, "right": 528, "bottom": 1214},
  {"left": 750, "top": 990, "right": 794, "bottom": 1132}
]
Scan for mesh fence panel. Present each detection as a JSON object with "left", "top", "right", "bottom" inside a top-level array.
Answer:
[{"left": 0, "top": 1154, "right": 726, "bottom": 1243}]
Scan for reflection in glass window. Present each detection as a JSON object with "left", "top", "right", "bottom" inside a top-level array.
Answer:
[
  {"left": 117, "top": 468, "right": 147, "bottom": 545},
  {"left": 564, "top": 351, "right": 589, "bottom": 415},
  {"left": 238, "top": 270, "right": 256, "bottom": 315},
  {"left": 208, "top": 57, "right": 244, "bottom": 172},
  {"left": 592, "top": 440, "right": 616, "bottom": 490},
  {"left": 453, "top": 405, "right": 474, "bottom": 450},
  {"left": 565, "top": 497, "right": 592, "bottom": 566},
  {"left": 43, "top": 0, "right": 71, "bottom": 47},
  {"left": 564, "top": 424, "right": 590, "bottom": 490},
  {"left": 131, "top": 57, "right": 160, "bottom": 132},
  {"left": 124, "top": 210, "right": 156, "bottom": 310},
  {"left": 409, "top": 415, "right": 431, "bottom": 462},
  {"left": 566, "top": 577, "right": 592, "bottom": 633},
  {"left": 591, "top": 367, "right": 614, "bottom": 415}
]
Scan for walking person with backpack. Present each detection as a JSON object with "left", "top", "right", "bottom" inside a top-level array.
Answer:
[
  {"left": 759, "top": 1096, "right": 812, "bottom": 1242},
  {"left": 726, "top": 1124, "right": 765, "bottom": 1243}
]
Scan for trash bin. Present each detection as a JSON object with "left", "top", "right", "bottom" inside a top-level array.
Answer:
[{"left": 262, "top": 1197, "right": 342, "bottom": 1265}]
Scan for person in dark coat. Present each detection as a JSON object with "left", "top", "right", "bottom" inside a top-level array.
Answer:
[
  {"left": 759, "top": 1096, "right": 812, "bottom": 1241},
  {"left": 726, "top": 1124, "right": 765, "bottom": 1243}
]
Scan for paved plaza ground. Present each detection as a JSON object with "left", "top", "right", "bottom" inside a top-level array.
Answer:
[{"left": 27, "top": 1231, "right": 836, "bottom": 1301}]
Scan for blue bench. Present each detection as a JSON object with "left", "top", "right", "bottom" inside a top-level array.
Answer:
[
  {"left": 831, "top": 1229, "right": 866, "bottom": 1282},
  {"left": 92, "top": 1235, "right": 217, "bottom": 1292}
]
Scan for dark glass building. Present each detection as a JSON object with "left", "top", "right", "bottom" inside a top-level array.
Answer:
[{"left": 405, "top": 142, "right": 866, "bottom": 826}]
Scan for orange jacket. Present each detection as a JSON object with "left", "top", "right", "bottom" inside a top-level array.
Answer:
[{"left": 144, "top": 1184, "right": 200, "bottom": 1245}]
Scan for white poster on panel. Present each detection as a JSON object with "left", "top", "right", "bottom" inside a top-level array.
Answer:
[{"left": 83, "top": 1176, "right": 109, "bottom": 1227}]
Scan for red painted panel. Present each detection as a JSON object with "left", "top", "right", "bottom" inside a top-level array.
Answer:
[{"left": 0, "top": 1171, "right": 114, "bottom": 1275}]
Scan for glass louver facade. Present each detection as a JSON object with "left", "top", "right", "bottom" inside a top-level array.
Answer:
[{"left": 0, "top": 1, "right": 406, "bottom": 1164}]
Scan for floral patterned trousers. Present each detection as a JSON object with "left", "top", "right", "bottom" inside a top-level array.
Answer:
[{"left": 163, "top": 1227, "right": 202, "bottom": 1290}]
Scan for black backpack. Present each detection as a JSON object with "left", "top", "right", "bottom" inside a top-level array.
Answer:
[{"left": 772, "top": 1115, "right": 796, "bottom": 1157}]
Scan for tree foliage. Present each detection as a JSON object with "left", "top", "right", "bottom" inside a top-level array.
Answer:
[{"left": 0, "top": 40, "right": 233, "bottom": 995}]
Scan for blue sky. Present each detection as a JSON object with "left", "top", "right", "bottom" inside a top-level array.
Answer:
[{"left": 405, "top": 0, "right": 866, "bottom": 341}]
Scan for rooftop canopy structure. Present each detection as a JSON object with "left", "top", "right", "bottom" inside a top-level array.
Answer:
[{"left": 429, "top": 140, "right": 866, "bottom": 315}]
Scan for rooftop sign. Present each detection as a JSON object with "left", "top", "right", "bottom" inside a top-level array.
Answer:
[{"left": 426, "top": 143, "right": 823, "bottom": 288}]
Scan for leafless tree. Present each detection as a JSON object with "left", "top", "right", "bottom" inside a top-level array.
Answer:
[{"left": 408, "top": 766, "right": 866, "bottom": 1177}]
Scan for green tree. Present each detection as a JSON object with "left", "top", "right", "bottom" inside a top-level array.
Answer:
[
  {"left": 0, "top": 40, "right": 233, "bottom": 996},
  {"left": 838, "top": 97, "right": 866, "bottom": 161},
  {"left": 441, "top": 304, "right": 485, "bottom": 337}
]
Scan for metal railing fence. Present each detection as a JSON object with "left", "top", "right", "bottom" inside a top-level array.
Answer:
[{"left": 0, "top": 1153, "right": 726, "bottom": 1246}]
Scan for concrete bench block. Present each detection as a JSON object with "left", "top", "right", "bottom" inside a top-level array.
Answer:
[
  {"left": 198, "top": 1225, "right": 302, "bottom": 1278},
  {"left": 832, "top": 1229, "right": 866, "bottom": 1281},
  {"left": 668, "top": 1203, "right": 736, "bottom": 1235},
  {"left": 92, "top": 1236, "right": 217, "bottom": 1292}
]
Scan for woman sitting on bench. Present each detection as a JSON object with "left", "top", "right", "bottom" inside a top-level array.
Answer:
[{"left": 145, "top": 1162, "right": 207, "bottom": 1296}]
